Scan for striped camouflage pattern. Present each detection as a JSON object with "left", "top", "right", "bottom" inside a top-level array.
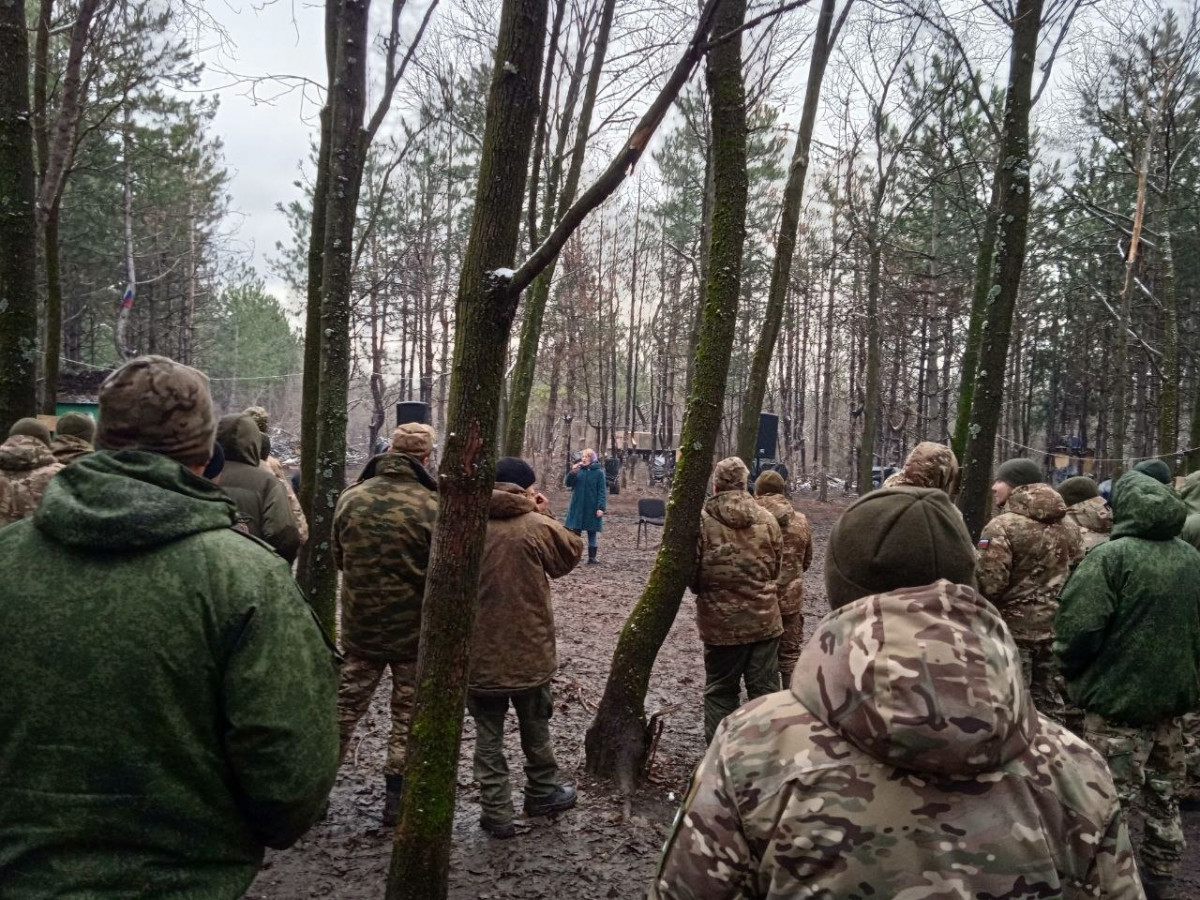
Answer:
[
  {"left": 0, "top": 436, "right": 64, "bottom": 527},
  {"left": 651, "top": 580, "right": 1142, "bottom": 900},
  {"left": 977, "top": 483, "right": 1084, "bottom": 641}
]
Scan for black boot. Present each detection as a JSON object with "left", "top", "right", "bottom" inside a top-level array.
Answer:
[
  {"left": 524, "top": 784, "right": 577, "bottom": 818},
  {"left": 587, "top": 545, "right": 598, "bottom": 565},
  {"left": 480, "top": 816, "right": 516, "bottom": 839},
  {"left": 382, "top": 774, "right": 404, "bottom": 827},
  {"left": 1142, "top": 873, "right": 1180, "bottom": 900}
]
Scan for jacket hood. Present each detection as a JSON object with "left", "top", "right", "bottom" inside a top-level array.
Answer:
[
  {"left": 1004, "top": 483, "right": 1066, "bottom": 523},
  {"left": 0, "top": 435, "right": 57, "bottom": 473},
  {"left": 1068, "top": 495, "right": 1112, "bottom": 534},
  {"left": 756, "top": 492, "right": 793, "bottom": 529},
  {"left": 705, "top": 489, "right": 760, "bottom": 530},
  {"left": 793, "top": 580, "right": 1038, "bottom": 777},
  {"left": 490, "top": 483, "right": 536, "bottom": 519},
  {"left": 34, "top": 450, "right": 236, "bottom": 551},
  {"left": 1111, "top": 471, "right": 1186, "bottom": 541},
  {"left": 364, "top": 452, "right": 438, "bottom": 490},
  {"left": 217, "top": 415, "right": 261, "bottom": 466},
  {"left": 1179, "top": 471, "right": 1200, "bottom": 515}
]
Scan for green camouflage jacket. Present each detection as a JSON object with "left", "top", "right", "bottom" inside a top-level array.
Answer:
[
  {"left": 754, "top": 493, "right": 812, "bottom": 617},
  {"left": 0, "top": 435, "right": 64, "bottom": 527},
  {"left": 334, "top": 452, "right": 438, "bottom": 661},
  {"left": 1066, "top": 495, "right": 1113, "bottom": 551},
  {"left": 976, "top": 483, "right": 1083, "bottom": 641},
  {"left": 469, "top": 484, "right": 582, "bottom": 694},
  {"left": 651, "top": 580, "right": 1141, "bottom": 900},
  {"left": 0, "top": 450, "right": 339, "bottom": 899},
  {"left": 692, "top": 490, "right": 783, "bottom": 646}
]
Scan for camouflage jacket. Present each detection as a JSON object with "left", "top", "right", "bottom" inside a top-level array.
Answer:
[
  {"left": 333, "top": 453, "right": 438, "bottom": 661},
  {"left": 0, "top": 436, "right": 64, "bottom": 528},
  {"left": 49, "top": 434, "right": 93, "bottom": 465},
  {"left": 881, "top": 441, "right": 959, "bottom": 495},
  {"left": 651, "top": 581, "right": 1141, "bottom": 900},
  {"left": 261, "top": 454, "right": 308, "bottom": 544},
  {"left": 754, "top": 494, "right": 812, "bottom": 617},
  {"left": 976, "top": 484, "right": 1083, "bottom": 641},
  {"left": 470, "top": 484, "right": 582, "bottom": 694},
  {"left": 1065, "top": 495, "right": 1113, "bottom": 551},
  {"left": 691, "top": 491, "right": 783, "bottom": 646}
]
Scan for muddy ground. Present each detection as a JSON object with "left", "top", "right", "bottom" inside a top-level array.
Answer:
[{"left": 249, "top": 484, "right": 1200, "bottom": 899}]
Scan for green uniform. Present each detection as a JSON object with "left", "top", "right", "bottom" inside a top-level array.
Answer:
[
  {"left": 216, "top": 415, "right": 300, "bottom": 563},
  {"left": 0, "top": 449, "right": 339, "bottom": 899}
]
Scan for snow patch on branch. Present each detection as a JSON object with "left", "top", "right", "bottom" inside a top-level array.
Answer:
[{"left": 489, "top": 267, "right": 515, "bottom": 280}]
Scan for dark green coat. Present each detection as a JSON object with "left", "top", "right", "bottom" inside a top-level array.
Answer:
[
  {"left": 217, "top": 414, "right": 301, "bottom": 563},
  {"left": 0, "top": 450, "right": 340, "bottom": 899},
  {"left": 564, "top": 461, "right": 607, "bottom": 532},
  {"left": 1055, "top": 471, "right": 1200, "bottom": 726}
]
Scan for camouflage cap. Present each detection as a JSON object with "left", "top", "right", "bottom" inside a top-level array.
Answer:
[
  {"left": 889, "top": 441, "right": 959, "bottom": 495},
  {"left": 55, "top": 412, "right": 95, "bottom": 443},
  {"left": 243, "top": 406, "right": 270, "bottom": 433},
  {"left": 713, "top": 456, "right": 749, "bottom": 492},
  {"left": 392, "top": 422, "right": 435, "bottom": 458},
  {"left": 8, "top": 417, "right": 52, "bottom": 447},
  {"left": 97, "top": 355, "right": 215, "bottom": 466}
]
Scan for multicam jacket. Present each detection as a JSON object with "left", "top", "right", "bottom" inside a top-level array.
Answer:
[
  {"left": 651, "top": 581, "right": 1142, "bottom": 900},
  {"left": 1179, "top": 471, "right": 1200, "bottom": 551},
  {"left": 881, "top": 440, "right": 959, "bottom": 495},
  {"left": 262, "top": 453, "right": 308, "bottom": 544},
  {"left": 333, "top": 452, "right": 438, "bottom": 662},
  {"left": 0, "top": 436, "right": 64, "bottom": 528},
  {"left": 753, "top": 493, "right": 812, "bottom": 617},
  {"left": 976, "top": 483, "right": 1083, "bottom": 641},
  {"left": 691, "top": 491, "right": 783, "bottom": 646},
  {"left": 470, "top": 484, "right": 582, "bottom": 694},
  {"left": 1065, "top": 495, "right": 1113, "bottom": 551},
  {"left": 49, "top": 434, "right": 93, "bottom": 465}
]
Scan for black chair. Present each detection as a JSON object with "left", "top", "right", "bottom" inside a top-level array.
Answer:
[{"left": 637, "top": 498, "right": 666, "bottom": 548}]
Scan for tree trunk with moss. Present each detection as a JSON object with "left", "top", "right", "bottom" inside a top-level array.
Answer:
[
  {"left": 585, "top": 0, "right": 748, "bottom": 790},
  {"left": 957, "top": 0, "right": 1045, "bottom": 539}
]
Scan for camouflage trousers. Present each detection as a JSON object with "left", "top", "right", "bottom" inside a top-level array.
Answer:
[
  {"left": 1014, "top": 637, "right": 1066, "bottom": 726},
  {"left": 778, "top": 611, "right": 805, "bottom": 690},
  {"left": 337, "top": 654, "right": 417, "bottom": 776},
  {"left": 702, "top": 637, "right": 780, "bottom": 744},
  {"left": 467, "top": 685, "right": 559, "bottom": 826},
  {"left": 1184, "top": 712, "right": 1200, "bottom": 805},
  {"left": 1084, "top": 713, "right": 1186, "bottom": 878}
]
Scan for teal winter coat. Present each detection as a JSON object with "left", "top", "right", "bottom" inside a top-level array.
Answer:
[
  {"left": 0, "top": 450, "right": 340, "bottom": 899},
  {"left": 564, "top": 461, "right": 607, "bottom": 532},
  {"left": 1054, "top": 471, "right": 1200, "bottom": 726}
]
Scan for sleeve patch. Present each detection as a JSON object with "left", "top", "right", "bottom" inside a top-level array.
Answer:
[{"left": 977, "top": 539, "right": 990, "bottom": 549}]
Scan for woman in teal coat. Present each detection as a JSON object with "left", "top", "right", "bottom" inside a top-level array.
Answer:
[{"left": 565, "top": 447, "right": 607, "bottom": 564}]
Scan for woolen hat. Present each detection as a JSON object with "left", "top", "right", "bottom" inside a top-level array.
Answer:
[
  {"left": 1133, "top": 458, "right": 1173, "bottom": 485},
  {"left": 495, "top": 456, "right": 536, "bottom": 489},
  {"left": 995, "top": 457, "right": 1042, "bottom": 488},
  {"left": 97, "top": 355, "right": 216, "bottom": 466},
  {"left": 8, "top": 417, "right": 52, "bottom": 447},
  {"left": 825, "top": 487, "right": 977, "bottom": 611},
  {"left": 713, "top": 456, "right": 749, "bottom": 491},
  {"left": 55, "top": 412, "right": 95, "bottom": 443},
  {"left": 753, "top": 469, "right": 787, "bottom": 497},
  {"left": 1057, "top": 475, "right": 1100, "bottom": 507},
  {"left": 391, "top": 422, "right": 435, "bottom": 457}
]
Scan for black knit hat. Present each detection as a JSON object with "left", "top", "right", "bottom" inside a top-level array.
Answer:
[
  {"left": 1057, "top": 475, "right": 1099, "bottom": 507},
  {"left": 826, "top": 487, "right": 977, "bottom": 610},
  {"left": 1133, "top": 458, "right": 1173, "bottom": 485},
  {"left": 995, "top": 458, "right": 1042, "bottom": 488},
  {"left": 496, "top": 456, "right": 536, "bottom": 489}
]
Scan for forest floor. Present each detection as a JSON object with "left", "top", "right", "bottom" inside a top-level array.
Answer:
[{"left": 248, "top": 483, "right": 1200, "bottom": 900}]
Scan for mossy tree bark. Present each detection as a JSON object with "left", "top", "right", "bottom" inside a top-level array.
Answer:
[
  {"left": 0, "top": 0, "right": 39, "bottom": 432},
  {"left": 585, "top": 0, "right": 748, "bottom": 790},
  {"left": 735, "top": 0, "right": 848, "bottom": 466},
  {"left": 957, "top": 0, "right": 1045, "bottom": 539}
]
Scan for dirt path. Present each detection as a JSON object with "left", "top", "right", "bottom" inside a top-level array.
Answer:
[{"left": 248, "top": 487, "right": 1199, "bottom": 898}]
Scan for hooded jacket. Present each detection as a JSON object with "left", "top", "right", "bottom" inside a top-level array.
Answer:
[
  {"left": 1056, "top": 472, "right": 1200, "bottom": 726},
  {"left": 49, "top": 433, "right": 93, "bottom": 465},
  {"left": 1065, "top": 495, "right": 1113, "bottom": 551},
  {"left": 753, "top": 493, "right": 812, "bottom": 617},
  {"left": 564, "top": 460, "right": 607, "bottom": 532},
  {"left": 691, "top": 490, "right": 783, "bottom": 646},
  {"left": 976, "top": 483, "right": 1084, "bottom": 641},
  {"left": 217, "top": 415, "right": 300, "bottom": 563},
  {"left": 333, "top": 452, "right": 438, "bottom": 662},
  {"left": 0, "top": 435, "right": 64, "bottom": 527},
  {"left": 1179, "top": 470, "right": 1200, "bottom": 551},
  {"left": 0, "top": 450, "right": 339, "bottom": 899},
  {"left": 469, "top": 484, "right": 582, "bottom": 694},
  {"left": 651, "top": 581, "right": 1141, "bottom": 900}
]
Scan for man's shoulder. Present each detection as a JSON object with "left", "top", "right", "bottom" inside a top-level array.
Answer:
[
  {"left": 338, "top": 472, "right": 437, "bottom": 513},
  {"left": 1009, "top": 717, "right": 1122, "bottom": 822}
]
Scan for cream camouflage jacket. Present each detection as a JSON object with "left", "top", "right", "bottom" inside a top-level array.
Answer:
[{"left": 754, "top": 493, "right": 812, "bottom": 617}]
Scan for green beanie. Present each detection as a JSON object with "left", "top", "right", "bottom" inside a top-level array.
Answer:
[
  {"left": 8, "top": 417, "right": 51, "bottom": 447},
  {"left": 825, "top": 487, "right": 978, "bottom": 610},
  {"left": 1057, "top": 475, "right": 1100, "bottom": 507},
  {"left": 995, "top": 457, "right": 1042, "bottom": 488},
  {"left": 1133, "top": 458, "right": 1173, "bottom": 485},
  {"left": 55, "top": 411, "right": 95, "bottom": 443}
]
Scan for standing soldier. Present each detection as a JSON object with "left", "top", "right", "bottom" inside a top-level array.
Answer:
[
  {"left": 0, "top": 419, "right": 64, "bottom": 528},
  {"left": 1060, "top": 475, "right": 1112, "bottom": 550},
  {"left": 333, "top": 422, "right": 438, "bottom": 827},
  {"left": 1056, "top": 471, "right": 1200, "bottom": 900},
  {"left": 216, "top": 415, "right": 301, "bottom": 564},
  {"left": 976, "top": 457, "right": 1083, "bottom": 724},
  {"left": 881, "top": 440, "right": 960, "bottom": 495},
  {"left": 752, "top": 470, "right": 812, "bottom": 688},
  {"left": 693, "top": 457, "right": 783, "bottom": 743},
  {"left": 49, "top": 412, "right": 95, "bottom": 464},
  {"left": 565, "top": 448, "right": 607, "bottom": 564},
  {"left": 243, "top": 405, "right": 308, "bottom": 546},
  {"left": 1177, "top": 471, "right": 1200, "bottom": 812}
]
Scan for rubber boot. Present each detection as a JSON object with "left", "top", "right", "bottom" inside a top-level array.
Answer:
[
  {"left": 587, "top": 545, "right": 598, "bottom": 565},
  {"left": 381, "top": 774, "right": 404, "bottom": 827},
  {"left": 1142, "top": 873, "right": 1180, "bottom": 900}
]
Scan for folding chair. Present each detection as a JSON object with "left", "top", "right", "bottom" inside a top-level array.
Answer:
[{"left": 636, "top": 498, "right": 666, "bottom": 548}]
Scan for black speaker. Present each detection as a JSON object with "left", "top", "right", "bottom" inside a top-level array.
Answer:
[
  {"left": 756, "top": 412, "right": 779, "bottom": 460},
  {"left": 396, "top": 401, "right": 430, "bottom": 426}
]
